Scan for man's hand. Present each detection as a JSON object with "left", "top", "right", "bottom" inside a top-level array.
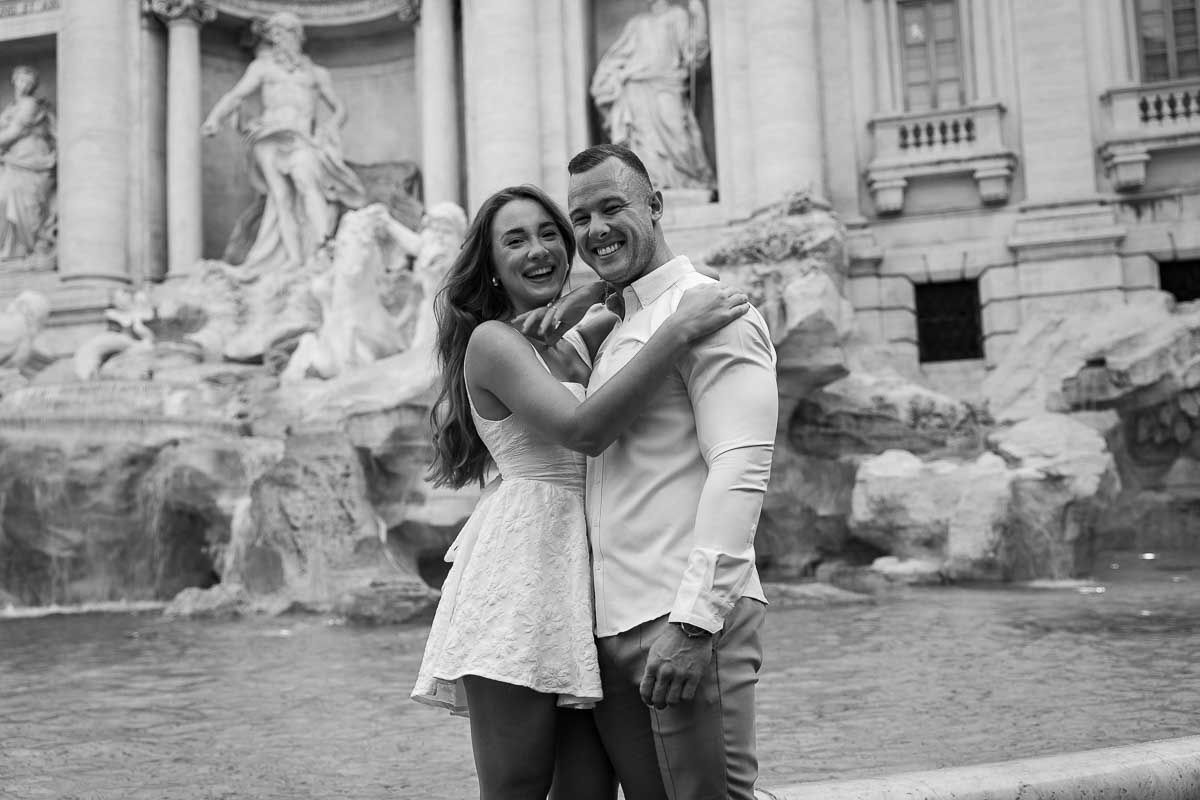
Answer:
[
  {"left": 200, "top": 119, "right": 221, "bottom": 138},
  {"left": 639, "top": 624, "right": 715, "bottom": 709}
]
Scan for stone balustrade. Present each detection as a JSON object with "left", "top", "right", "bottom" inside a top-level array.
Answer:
[
  {"left": 1101, "top": 78, "right": 1200, "bottom": 191},
  {"left": 866, "top": 101, "right": 1016, "bottom": 214}
]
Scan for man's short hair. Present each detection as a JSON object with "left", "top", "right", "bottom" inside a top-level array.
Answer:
[{"left": 568, "top": 144, "right": 654, "bottom": 196}]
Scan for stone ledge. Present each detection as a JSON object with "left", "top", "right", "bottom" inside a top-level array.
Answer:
[{"left": 758, "top": 735, "right": 1200, "bottom": 800}]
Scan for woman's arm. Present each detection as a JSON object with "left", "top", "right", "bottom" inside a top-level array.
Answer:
[{"left": 468, "top": 284, "right": 747, "bottom": 456}]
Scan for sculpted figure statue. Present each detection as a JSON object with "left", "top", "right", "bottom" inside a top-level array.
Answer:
[
  {"left": 0, "top": 290, "right": 49, "bottom": 373},
  {"left": 202, "top": 11, "right": 366, "bottom": 270},
  {"left": 0, "top": 66, "right": 56, "bottom": 259},
  {"left": 73, "top": 288, "right": 158, "bottom": 381},
  {"left": 590, "top": 0, "right": 716, "bottom": 191},
  {"left": 280, "top": 201, "right": 467, "bottom": 381}
]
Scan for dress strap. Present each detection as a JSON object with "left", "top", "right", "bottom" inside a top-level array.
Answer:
[{"left": 528, "top": 342, "right": 555, "bottom": 375}]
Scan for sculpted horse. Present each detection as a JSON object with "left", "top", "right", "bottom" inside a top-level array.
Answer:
[{"left": 280, "top": 201, "right": 465, "bottom": 381}]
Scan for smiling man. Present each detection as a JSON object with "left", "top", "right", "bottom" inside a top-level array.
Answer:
[{"left": 566, "top": 143, "right": 778, "bottom": 800}]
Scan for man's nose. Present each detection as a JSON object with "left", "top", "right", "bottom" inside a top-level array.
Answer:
[{"left": 587, "top": 214, "right": 610, "bottom": 239}]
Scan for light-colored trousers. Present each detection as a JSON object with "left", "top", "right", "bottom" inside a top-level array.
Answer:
[{"left": 592, "top": 597, "right": 766, "bottom": 800}]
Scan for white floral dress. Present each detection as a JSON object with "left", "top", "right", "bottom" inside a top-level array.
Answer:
[{"left": 411, "top": 372, "right": 601, "bottom": 715}]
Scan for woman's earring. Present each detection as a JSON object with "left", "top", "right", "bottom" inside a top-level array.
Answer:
[{"left": 491, "top": 275, "right": 499, "bottom": 287}]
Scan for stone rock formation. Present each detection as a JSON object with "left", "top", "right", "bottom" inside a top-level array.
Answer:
[
  {"left": 707, "top": 193, "right": 984, "bottom": 578},
  {"left": 0, "top": 198, "right": 469, "bottom": 618},
  {"left": 848, "top": 414, "right": 1117, "bottom": 581},
  {"left": 986, "top": 292, "right": 1200, "bottom": 560}
]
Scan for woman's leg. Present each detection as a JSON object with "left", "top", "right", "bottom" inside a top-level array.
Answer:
[
  {"left": 462, "top": 675, "right": 559, "bottom": 800},
  {"left": 549, "top": 708, "right": 618, "bottom": 800}
]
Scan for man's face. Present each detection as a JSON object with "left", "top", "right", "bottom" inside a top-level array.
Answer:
[
  {"left": 567, "top": 158, "right": 661, "bottom": 287},
  {"left": 269, "top": 25, "right": 302, "bottom": 54}
]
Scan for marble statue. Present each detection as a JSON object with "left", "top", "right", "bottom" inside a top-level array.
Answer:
[
  {"left": 0, "top": 66, "right": 56, "bottom": 259},
  {"left": 201, "top": 11, "right": 366, "bottom": 271},
  {"left": 73, "top": 288, "right": 157, "bottom": 381},
  {"left": 0, "top": 290, "right": 49, "bottom": 380},
  {"left": 280, "top": 201, "right": 466, "bottom": 381},
  {"left": 591, "top": 0, "right": 716, "bottom": 191}
]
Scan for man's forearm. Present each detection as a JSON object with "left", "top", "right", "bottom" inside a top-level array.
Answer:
[{"left": 669, "top": 444, "right": 772, "bottom": 632}]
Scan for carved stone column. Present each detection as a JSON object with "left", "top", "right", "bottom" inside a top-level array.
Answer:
[
  {"left": 747, "top": 0, "right": 826, "bottom": 206},
  {"left": 414, "top": 0, "right": 462, "bottom": 205},
  {"left": 57, "top": 0, "right": 133, "bottom": 283},
  {"left": 461, "top": 0, "right": 542, "bottom": 211},
  {"left": 147, "top": 0, "right": 216, "bottom": 276}
]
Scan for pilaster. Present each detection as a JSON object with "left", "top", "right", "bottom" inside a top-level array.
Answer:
[
  {"left": 461, "top": 0, "right": 542, "bottom": 212},
  {"left": 57, "top": 0, "right": 134, "bottom": 284},
  {"left": 746, "top": 0, "right": 826, "bottom": 207},
  {"left": 1012, "top": 0, "right": 1098, "bottom": 202},
  {"left": 146, "top": 0, "right": 216, "bottom": 277},
  {"left": 416, "top": 0, "right": 461, "bottom": 206}
]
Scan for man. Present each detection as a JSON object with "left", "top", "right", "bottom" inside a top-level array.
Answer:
[
  {"left": 566, "top": 143, "right": 777, "bottom": 800},
  {"left": 590, "top": 0, "right": 716, "bottom": 192},
  {"left": 201, "top": 11, "right": 365, "bottom": 270}
]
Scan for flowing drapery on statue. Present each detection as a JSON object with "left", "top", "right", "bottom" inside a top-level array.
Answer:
[
  {"left": 0, "top": 66, "right": 56, "bottom": 259},
  {"left": 202, "top": 12, "right": 366, "bottom": 273},
  {"left": 590, "top": 0, "right": 715, "bottom": 192}
]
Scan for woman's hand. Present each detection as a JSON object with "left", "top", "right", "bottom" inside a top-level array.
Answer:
[
  {"left": 668, "top": 284, "right": 750, "bottom": 343},
  {"left": 511, "top": 281, "right": 609, "bottom": 344}
]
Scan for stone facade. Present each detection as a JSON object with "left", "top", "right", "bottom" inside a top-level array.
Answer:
[{"left": 1, "top": 0, "right": 1196, "bottom": 399}]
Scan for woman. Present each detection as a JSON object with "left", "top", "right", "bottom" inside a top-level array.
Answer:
[{"left": 411, "top": 184, "right": 747, "bottom": 800}]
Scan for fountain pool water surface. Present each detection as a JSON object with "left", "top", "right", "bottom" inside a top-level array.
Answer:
[{"left": 2, "top": 555, "right": 1199, "bottom": 800}]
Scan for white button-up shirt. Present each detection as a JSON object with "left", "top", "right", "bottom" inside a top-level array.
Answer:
[{"left": 586, "top": 256, "right": 777, "bottom": 637}]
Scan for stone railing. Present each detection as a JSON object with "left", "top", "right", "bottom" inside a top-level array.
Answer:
[
  {"left": 866, "top": 101, "right": 1017, "bottom": 214},
  {"left": 757, "top": 735, "right": 1200, "bottom": 799},
  {"left": 1101, "top": 78, "right": 1200, "bottom": 190}
]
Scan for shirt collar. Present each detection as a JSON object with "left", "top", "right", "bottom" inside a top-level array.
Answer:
[{"left": 622, "top": 255, "right": 696, "bottom": 314}]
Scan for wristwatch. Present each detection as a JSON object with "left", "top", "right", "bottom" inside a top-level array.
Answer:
[{"left": 672, "top": 621, "right": 714, "bottom": 638}]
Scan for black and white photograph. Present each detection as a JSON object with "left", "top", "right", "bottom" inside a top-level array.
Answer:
[{"left": 2, "top": 1, "right": 1200, "bottom": 798}]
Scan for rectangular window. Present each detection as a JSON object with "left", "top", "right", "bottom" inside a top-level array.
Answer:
[
  {"left": 915, "top": 279, "right": 983, "bottom": 362},
  {"left": 1158, "top": 259, "right": 1200, "bottom": 301},
  {"left": 899, "top": 0, "right": 965, "bottom": 112},
  {"left": 1137, "top": 0, "right": 1200, "bottom": 82}
]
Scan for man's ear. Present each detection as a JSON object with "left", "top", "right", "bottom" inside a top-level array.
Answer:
[{"left": 649, "top": 190, "right": 664, "bottom": 223}]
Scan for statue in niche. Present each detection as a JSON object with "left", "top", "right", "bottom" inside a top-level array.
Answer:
[
  {"left": 280, "top": 201, "right": 467, "bottom": 382},
  {"left": 590, "top": 0, "right": 716, "bottom": 192},
  {"left": 0, "top": 66, "right": 56, "bottom": 260},
  {"left": 202, "top": 11, "right": 366, "bottom": 272}
]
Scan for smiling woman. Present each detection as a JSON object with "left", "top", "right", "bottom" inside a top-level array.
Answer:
[{"left": 490, "top": 198, "right": 572, "bottom": 314}]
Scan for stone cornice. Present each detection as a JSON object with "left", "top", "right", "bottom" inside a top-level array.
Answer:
[
  {"left": 144, "top": 0, "right": 217, "bottom": 25},
  {"left": 0, "top": 0, "right": 59, "bottom": 18},
  {"left": 209, "top": 0, "right": 418, "bottom": 26}
]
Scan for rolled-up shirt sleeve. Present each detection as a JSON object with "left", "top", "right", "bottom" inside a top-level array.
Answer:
[{"left": 669, "top": 311, "right": 778, "bottom": 632}]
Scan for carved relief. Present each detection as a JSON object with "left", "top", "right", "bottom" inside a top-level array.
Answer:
[
  {"left": 144, "top": 0, "right": 217, "bottom": 24},
  {"left": 209, "top": 0, "right": 411, "bottom": 25}
]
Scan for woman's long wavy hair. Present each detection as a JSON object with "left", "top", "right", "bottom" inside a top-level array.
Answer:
[{"left": 428, "top": 185, "right": 576, "bottom": 489}]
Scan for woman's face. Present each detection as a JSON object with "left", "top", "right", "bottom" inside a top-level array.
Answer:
[{"left": 489, "top": 198, "right": 569, "bottom": 315}]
